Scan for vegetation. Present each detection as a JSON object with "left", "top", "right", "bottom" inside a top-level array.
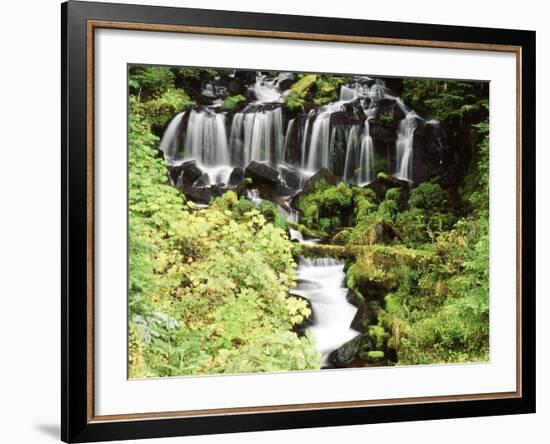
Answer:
[
  {"left": 127, "top": 65, "right": 490, "bottom": 375},
  {"left": 128, "top": 73, "right": 320, "bottom": 378},
  {"left": 221, "top": 94, "right": 246, "bottom": 111}
]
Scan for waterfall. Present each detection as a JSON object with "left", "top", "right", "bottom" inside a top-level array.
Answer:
[
  {"left": 250, "top": 73, "right": 283, "bottom": 103},
  {"left": 158, "top": 73, "right": 433, "bottom": 188},
  {"left": 229, "top": 107, "right": 285, "bottom": 166},
  {"left": 305, "top": 102, "right": 342, "bottom": 172},
  {"left": 343, "top": 126, "right": 359, "bottom": 182},
  {"left": 358, "top": 119, "right": 375, "bottom": 185},
  {"left": 158, "top": 112, "right": 185, "bottom": 163},
  {"left": 339, "top": 83, "right": 369, "bottom": 101},
  {"left": 184, "top": 109, "right": 230, "bottom": 166},
  {"left": 394, "top": 112, "right": 419, "bottom": 182},
  {"left": 300, "top": 111, "right": 314, "bottom": 171},
  {"left": 282, "top": 118, "right": 295, "bottom": 163},
  {"left": 293, "top": 257, "right": 360, "bottom": 366}
]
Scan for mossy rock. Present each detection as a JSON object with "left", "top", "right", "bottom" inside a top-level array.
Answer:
[
  {"left": 365, "top": 350, "right": 385, "bottom": 363},
  {"left": 332, "top": 229, "right": 351, "bottom": 245}
]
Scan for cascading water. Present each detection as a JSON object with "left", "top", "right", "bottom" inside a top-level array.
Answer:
[
  {"left": 158, "top": 72, "right": 436, "bottom": 188},
  {"left": 394, "top": 112, "right": 419, "bottom": 182},
  {"left": 358, "top": 119, "right": 375, "bottom": 185},
  {"left": 229, "top": 107, "right": 284, "bottom": 166},
  {"left": 293, "top": 257, "right": 360, "bottom": 366},
  {"left": 158, "top": 112, "right": 185, "bottom": 163}
]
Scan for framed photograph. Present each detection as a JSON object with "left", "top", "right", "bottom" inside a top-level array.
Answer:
[{"left": 61, "top": 1, "right": 535, "bottom": 442}]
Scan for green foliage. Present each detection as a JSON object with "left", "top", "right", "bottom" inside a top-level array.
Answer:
[
  {"left": 297, "top": 181, "right": 353, "bottom": 231},
  {"left": 132, "top": 89, "right": 195, "bottom": 131},
  {"left": 396, "top": 183, "right": 455, "bottom": 244},
  {"left": 284, "top": 74, "right": 317, "bottom": 110},
  {"left": 129, "top": 65, "right": 176, "bottom": 99},
  {"left": 313, "top": 76, "right": 351, "bottom": 105},
  {"left": 402, "top": 79, "right": 488, "bottom": 124},
  {"left": 221, "top": 94, "right": 246, "bottom": 111},
  {"left": 128, "top": 96, "right": 320, "bottom": 378}
]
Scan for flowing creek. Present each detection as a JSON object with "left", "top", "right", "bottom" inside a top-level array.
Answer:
[{"left": 274, "top": 198, "right": 360, "bottom": 367}]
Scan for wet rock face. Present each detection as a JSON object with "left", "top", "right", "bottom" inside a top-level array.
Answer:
[
  {"left": 169, "top": 160, "right": 203, "bottom": 187},
  {"left": 411, "top": 120, "right": 450, "bottom": 184},
  {"left": 328, "top": 335, "right": 362, "bottom": 368},
  {"left": 244, "top": 161, "right": 280, "bottom": 186},
  {"left": 228, "top": 167, "right": 245, "bottom": 186}
]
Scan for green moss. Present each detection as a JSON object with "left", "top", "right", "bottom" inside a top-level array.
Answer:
[
  {"left": 284, "top": 74, "right": 317, "bottom": 110},
  {"left": 134, "top": 88, "right": 195, "bottom": 132},
  {"left": 221, "top": 94, "right": 246, "bottom": 111},
  {"left": 297, "top": 181, "right": 354, "bottom": 232},
  {"left": 332, "top": 229, "right": 351, "bottom": 245},
  {"left": 368, "top": 326, "right": 389, "bottom": 350},
  {"left": 366, "top": 351, "right": 385, "bottom": 362}
]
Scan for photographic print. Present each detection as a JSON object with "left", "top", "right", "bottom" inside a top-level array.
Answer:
[{"left": 128, "top": 65, "right": 490, "bottom": 379}]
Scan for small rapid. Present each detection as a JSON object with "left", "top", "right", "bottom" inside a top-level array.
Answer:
[{"left": 292, "top": 257, "right": 359, "bottom": 366}]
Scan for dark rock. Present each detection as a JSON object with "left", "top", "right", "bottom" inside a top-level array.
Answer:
[
  {"left": 228, "top": 167, "right": 245, "bottom": 186},
  {"left": 194, "top": 173, "right": 210, "bottom": 187},
  {"left": 234, "top": 70, "right": 257, "bottom": 86},
  {"left": 369, "top": 120, "right": 398, "bottom": 143},
  {"left": 244, "top": 161, "right": 280, "bottom": 186},
  {"left": 281, "top": 170, "right": 301, "bottom": 189},
  {"left": 170, "top": 161, "right": 203, "bottom": 187},
  {"left": 153, "top": 148, "right": 165, "bottom": 160},
  {"left": 183, "top": 187, "right": 211, "bottom": 204},
  {"left": 366, "top": 173, "right": 410, "bottom": 203},
  {"left": 330, "top": 111, "right": 362, "bottom": 126},
  {"left": 374, "top": 97, "right": 406, "bottom": 124},
  {"left": 328, "top": 335, "right": 362, "bottom": 368},
  {"left": 378, "top": 77, "right": 404, "bottom": 96},
  {"left": 227, "top": 78, "right": 245, "bottom": 95},
  {"left": 410, "top": 120, "right": 451, "bottom": 184}
]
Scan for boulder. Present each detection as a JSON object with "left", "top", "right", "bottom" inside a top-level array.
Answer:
[
  {"left": 170, "top": 161, "right": 203, "bottom": 187},
  {"left": 193, "top": 172, "right": 210, "bottom": 187},
  {"left": 227, "top": 78, "right": 245, "bottom": 95},
  {"left": 365, "top": 173, "right": 410, "bottom": 203},
  {"left": 183, "top": 187, "right": 212, "bottom": 204},
  {"left": 328, "top": 335, "right": 362, "bottom": 368},
  {"left": 228, "top": 167, "right": 245, "bottom": 186},
  {"left": 244, "top": 161, "right": 280, "bottom": 186},
  {"left": 281, "top": 170, "right": 301, "bottom": 189}
]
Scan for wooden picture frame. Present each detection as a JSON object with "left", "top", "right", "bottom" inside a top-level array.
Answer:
[{"left": 62, "top": 1, "right": 536, "bottom": 442}]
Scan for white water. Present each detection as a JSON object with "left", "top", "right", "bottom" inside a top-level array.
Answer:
[
  {"left": 394, "top": 112, "right": 419, "bottom": 182},
  {"left": 358, "top": 119, "right": 375, "bottom": 185},
  {"left": 184, "top": 109, "right": 230, "bottom": 166},
  {"left": 158, "top": 73, "right": 436, "bottom": 186},
  {"left": 293, "top": 257, "right": 360, "bottom": 366},
  {"left": 158, "top": 112, "right": 185, "bottom": 163},
  {"left": 231, "top": 107, "right": 284, "bottom": 166},
  {"left": 251, "top": 73, "right": 283, "bottom": 103}
]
